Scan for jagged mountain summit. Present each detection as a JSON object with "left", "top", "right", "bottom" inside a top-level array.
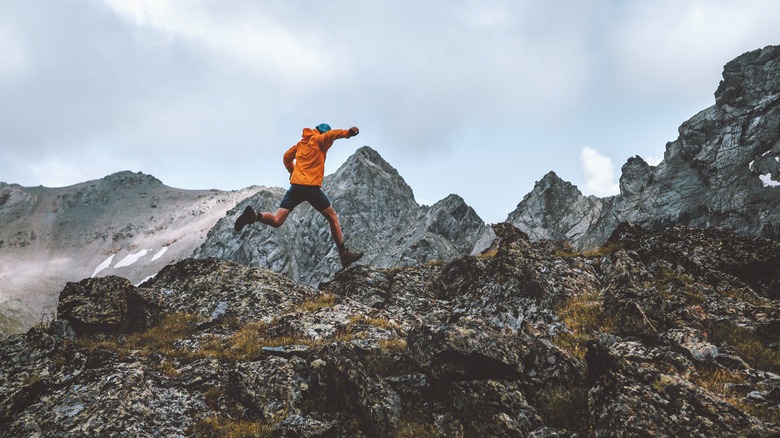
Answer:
[
  {"left": 195, "top": 146, "right": 487, "bottom": 287},
  {"left": 505, "top": 45, "right": 780, "bottom": 249},
  {"left": 0, "top": 172, "right": 259, "bottom": 337},
  {"left": 1, "top": 222, "right": 777, "bottom": 436}
]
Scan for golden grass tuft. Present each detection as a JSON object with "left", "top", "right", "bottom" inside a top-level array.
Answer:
[
  {"left": 296, "top": 293, "right": 336, "bottom": 313},
  {"left": 349, "top": 314, "right": 402, "bottom": 331},
  {"left": 711, "top": 322, "right": 780, "bottom": 374},
  {"left": 191, "top": 416, "right": 273, "bottom": 438},
  {"left": 553, "top": 290, "right": 615, "bottom": 360}
]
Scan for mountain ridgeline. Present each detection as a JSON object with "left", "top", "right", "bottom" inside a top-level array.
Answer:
[
  {"left": 195, "top": 146, "right": 486, "bottom": 287},
  {"left": 507, "top": 45, "right": 780, "bottom": 248}
]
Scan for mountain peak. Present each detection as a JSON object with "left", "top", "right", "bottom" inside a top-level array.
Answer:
[
  {"left": 505, "top": 45, "right": 780, "bottom": 248},
  {"left": 101, "top": 171, "right": 162, "bottom": 187}
]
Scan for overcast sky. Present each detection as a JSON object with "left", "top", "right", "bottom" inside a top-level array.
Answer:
[{"left": 2, "top": 1, "right": 779, "bottom": 223}]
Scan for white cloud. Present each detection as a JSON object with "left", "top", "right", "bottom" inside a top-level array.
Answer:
[
  {"left": 644, "top": 155, "right": 663, "bottom": 166},
  {"left": 580, "top": 147, "right": 620, "bottom": 197},
  {"left": 101, "top": 0, "right": 340, "bottom": 88},
  {"left": 608, "top": 0, "right": 780, "bottom": 101},
  {"left": 0, "top": 25, "right": 28, "bottom": 81}
]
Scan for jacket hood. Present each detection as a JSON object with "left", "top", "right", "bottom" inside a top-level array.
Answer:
[{"left": 301, "top": 128, "right": 319, "bottom": 140}]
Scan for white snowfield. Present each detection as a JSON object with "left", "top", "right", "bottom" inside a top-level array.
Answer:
[
  {"left": 114, "top": 249, "right": 150, "bottom": 268},
  {"left": 151, "top": 246, "right": 168, "bottom": 261},
  {"left": 91, "top": 254, "right": 115, "bottom": 278}
]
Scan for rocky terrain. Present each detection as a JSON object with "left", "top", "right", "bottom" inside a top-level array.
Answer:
[
  {"left": 0, "top": 222, "right": 777, "bottom": 437},
  {"left": 0, "top": 172, "right": 259, "bottom": 336},
  {"left": 195, "top": 146, "right": 487, "bottom": 287},
  {"left": 506, "top": 45, "right": 780, "bottom": 249}
]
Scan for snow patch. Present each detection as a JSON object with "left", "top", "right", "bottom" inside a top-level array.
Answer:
[
  {"left": 759, "top": 173, "right": 780, "bottom": 187},
  {"left": 748, "top": 160, "right": 754, "bottom": 171},
  {"left": 91, "top": 254, "right": 115, "bottom": 278},
  {"left": 114, "top": 249, "right": 150, "bottom": 268},
  {"left": 151, "top": 246, "right": 168, "bottom": 261}
]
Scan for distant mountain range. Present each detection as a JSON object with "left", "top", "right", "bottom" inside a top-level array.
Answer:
[{"left": 2, "top": 45, "right": 779, "bottom": 338}]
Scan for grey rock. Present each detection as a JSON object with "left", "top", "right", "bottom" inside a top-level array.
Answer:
[
  {"left": 196, "top": 146, "right": 487, "bottom": 287},
  {"left": 1, "top": 221, "right": 779, "bottom": 437},
  {"left": 502, "top": 45, "right": 780, "bottom": 249}
]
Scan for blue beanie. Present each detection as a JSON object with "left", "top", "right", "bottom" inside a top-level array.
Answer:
[{"left": 316, "top": 123, "right": 331, "bottom": 133}]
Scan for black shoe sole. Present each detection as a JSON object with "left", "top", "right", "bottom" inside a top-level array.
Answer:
[{"left": 234, "top": 206, "right": 256, "bottom": 232}]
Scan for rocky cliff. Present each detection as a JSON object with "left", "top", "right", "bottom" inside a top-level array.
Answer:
[
  {"left": 506, "top": 45, "right": 780, "bottom": 249},
  {"left": 0, "top": 172, "right": 259, "bottom": 337},
  {"left": 1, "top": 222, "right": 777, "bottom": 436},
  {"left": 195, "top": 146, "right": 487, "bottom": 287}
]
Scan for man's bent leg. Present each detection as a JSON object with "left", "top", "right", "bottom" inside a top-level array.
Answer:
[{"left": 258, "top": 208, "right": 291, "bottom": 228}]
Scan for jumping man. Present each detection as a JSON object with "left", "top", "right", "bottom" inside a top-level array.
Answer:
[{"left": 234, "top": 123, "right": 364, "bottom": 269}]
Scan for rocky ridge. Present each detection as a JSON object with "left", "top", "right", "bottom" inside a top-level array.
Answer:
[
  {"left": 1, "top": 222, "right": 778, "bottom": 436},
  {"left": 195, "top": 146, "right": 487, "bottom": 287},
  {"left": 506, "top": 45, "right": 780, "bottom": 249},
  {"left": 0, "top": 172, "right": 260, "bottom": 337}
]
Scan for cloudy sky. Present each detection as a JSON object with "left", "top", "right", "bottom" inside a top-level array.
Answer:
[{"left": 2, "top": 0, "right": 779, "bottom": 222}]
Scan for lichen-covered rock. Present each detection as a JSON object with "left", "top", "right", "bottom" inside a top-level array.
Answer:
[
  {"left": 57, "top": 276, "right": 163, "bottom": 334},
  {"left": 1, "top": 221, "right": 778, "bottom": 437}
]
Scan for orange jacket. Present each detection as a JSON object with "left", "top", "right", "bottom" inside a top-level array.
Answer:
[{"left": 283, "top": 128, "right": 351, "bottom": 186}]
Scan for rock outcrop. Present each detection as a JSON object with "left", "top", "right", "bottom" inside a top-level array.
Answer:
[
  {"left": 505, "top": 45, "right": 780, "bottom": 249},
  {"left": 196, "top": 146, "right": 487, "bottom": 287},
  {"left": 1, "top": 222, "right": 777, "bottom": 436}
]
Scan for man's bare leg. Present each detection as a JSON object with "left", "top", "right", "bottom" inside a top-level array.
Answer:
[
  {"left": 257, "top": 208, "right": 291, "bottom": 228},
  {"left": 319, "top": 206, "right": 344, "bottom": 246},
  {"left": 319, "top": 206, "right": 363, "bottom": 268}
]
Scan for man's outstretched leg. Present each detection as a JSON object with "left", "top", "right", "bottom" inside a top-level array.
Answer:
[
  {"left": 319, "top": 206, "right": 363, "bottom": 268},
  {"left": 234, "top": 207, "right": 290, "bottom": 232}
]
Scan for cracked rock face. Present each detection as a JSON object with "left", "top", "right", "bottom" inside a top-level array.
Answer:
[
  {"left": 1, "top": 222, "right": 777, "bottom": 437},
  {"left": 503, "top": 45, "right": 780, "bottom": 250}
]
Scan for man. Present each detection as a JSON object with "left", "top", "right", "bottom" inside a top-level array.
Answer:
[{"left": 234, "top": 123, "right": 364, "bottom": 269}]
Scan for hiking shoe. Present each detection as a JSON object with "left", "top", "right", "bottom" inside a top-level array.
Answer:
[
  {"left": 234, "top": 206, "right": 257, "bottom": 232},
  {"left": 339, "top": 248, "right": 364, "bottom": 269}
]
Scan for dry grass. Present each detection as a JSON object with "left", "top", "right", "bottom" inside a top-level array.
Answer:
[
  {"left": 350, "top": 314, "right": 401, "bottom": 331},
  {"left": 191, "top": 416, "right": 274, "bottom": 438},
  {"left": 296, "top": 293, "right": 336, "bottom": 313},
  {"left": 689, "top": 365, "right": 780, "bottom": 425},
  {"left": 124, "top": 313, "right": 203, "bottom": 357},
  {"left": 379, "top": 337, "right": 407, "bottom": 353},
  {"left": 582, "top": 242, "right": 624, "bottom": 258},
  {"left": 393, "top": 420, "right": 441, "bottom": 437},
  {"left": 711, "top": 322, "right": 780, "bottom": 374},
  {"left": 553, "top": 290, "right": 615, "bottom": 360},
  {"left": 476, "top": 249, "right": 498, "bottom": 260}
]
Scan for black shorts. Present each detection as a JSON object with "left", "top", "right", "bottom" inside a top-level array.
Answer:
[{"left": 279, "top": 184, "right": 332, "bottom": 212}]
